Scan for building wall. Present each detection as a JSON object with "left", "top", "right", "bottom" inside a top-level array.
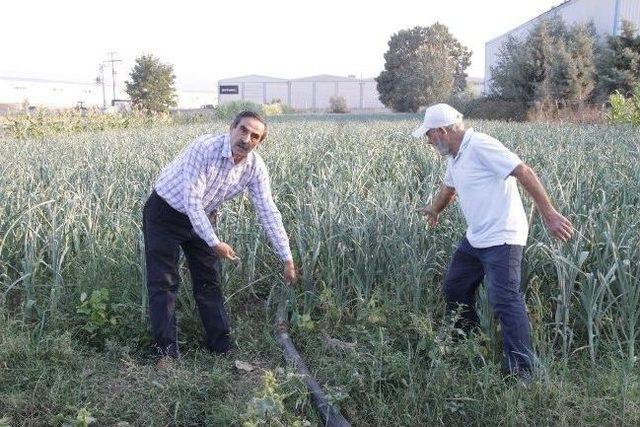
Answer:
[
  {"left": 265, "top": 82, "right": 289, "bottom": 104},
  {"left": 338, "top": 81, "right": 361, "bottom": 108},
  {"left": 361, "top": 81, "right": 385, "bottom": 109},
  {"left": 314, "top": 82, "right": 335, "bottom": 109},
  {"left": 290, "top": 82, "right": 314, "bottom": 110},
  {"left": 218, "top": 77, "right": 387, "bottom": 111},
  {"left": 619, "top": 0, "right": 640, "bottom": 32},
  {"left": 484, "top": 0, "right": 639, "bottom": 92}
]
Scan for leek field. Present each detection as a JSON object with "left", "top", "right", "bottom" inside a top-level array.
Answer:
[{"left": 1, "top": 116, "right": 639, "bottom": 425}]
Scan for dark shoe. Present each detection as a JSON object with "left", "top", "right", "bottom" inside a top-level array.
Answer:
[
  {"left": 507, "top": 368, "right": 534, "bottom": 387},
  {"left": 206, "top": 333, "right": 234, "bottom": 355},
  {"left": 208, "top": 341, "right": 236, "bottom": 355}
]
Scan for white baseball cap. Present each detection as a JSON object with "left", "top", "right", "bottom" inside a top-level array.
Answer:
[{"left": 411, "top": 103, "right": 463, "bottom": 138}]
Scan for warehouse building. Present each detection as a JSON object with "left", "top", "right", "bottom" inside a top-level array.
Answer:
[
  {"left": 484, "top": 0, "right": 640, "bottom": 92},
  {"left": 217, "top": 74, "right": 387, "bottom": 111}
]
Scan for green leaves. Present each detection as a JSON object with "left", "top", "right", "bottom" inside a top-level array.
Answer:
[
  {"left": 376, "top": 24, "right": 472, "bottom": 112},
  {"left": 124, "top": 54, "right": 177, "bottom": 114},
  {"left": 607, "top": 85, "right": 640, "bottom": 125},
  {"left": 75, "top": 288, "right": 119, "bottom": 345}
]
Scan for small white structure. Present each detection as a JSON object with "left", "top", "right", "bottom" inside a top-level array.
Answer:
[
  {"left": 217, "top": 74, "right": 387, "bottom": 111},
  {"left": 176, "top": 90, "right": 217, "bottom": 109},
  {"left": 484, "top": 0, "right": 640, "bottom": 92},
  {"left": 466, "top": 77, "right": 485, "bottom": 97}
]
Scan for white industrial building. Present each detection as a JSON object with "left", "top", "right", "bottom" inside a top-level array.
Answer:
[
  {"left": 217, "top": 74, "right": 387, "bottom": 111},
  {"left": 484, "top": 0, "right": 640, "bottom": 92},
  {"left": 0, "top": 76, "right": 216, "bottom": 111},
  {"left": 0, "top": 76, "right": 103, "bottom": 110}
]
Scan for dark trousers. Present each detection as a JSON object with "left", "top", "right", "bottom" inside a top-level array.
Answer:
[
  {"left": 142, "top": 190, "right": 230, "bottom": 357},
  {"left": 443, "top": 237, "right": 533, "bottom": 372}
]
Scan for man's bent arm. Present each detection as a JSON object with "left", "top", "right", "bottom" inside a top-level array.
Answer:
[{"left": 432, "top": 184, "right": 456, "bottom": 213}]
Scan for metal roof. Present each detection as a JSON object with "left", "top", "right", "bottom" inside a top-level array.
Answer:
[
  {"left": 217, "top": 74, "right": 287, "bottom": 83},
  {"left": 486, "top": 0, "right": 573, "bottom": 45},
  {"left": 291, "top": 74, "right": 359, "bottom": 82}
]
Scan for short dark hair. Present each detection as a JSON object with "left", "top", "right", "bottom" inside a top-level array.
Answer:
[{"left": 231, "top": 110, "right": 268, "bottom": 142}]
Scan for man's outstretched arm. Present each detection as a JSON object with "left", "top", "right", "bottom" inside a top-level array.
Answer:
[{"left": 511, "top": 163, "right": 574, "bottom": 242}]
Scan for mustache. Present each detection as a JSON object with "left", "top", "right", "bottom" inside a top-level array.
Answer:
[{"left": 233, "top": 140, "right": 249, "bottom": 149}]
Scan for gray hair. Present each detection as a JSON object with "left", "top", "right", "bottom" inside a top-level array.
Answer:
[{"left": 445, "top": 122, "right": 465, "bottom": 133}]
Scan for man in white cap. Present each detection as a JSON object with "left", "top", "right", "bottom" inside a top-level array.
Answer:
[{"left": 414, "top": 103, "right": 573, "bottom": 378}]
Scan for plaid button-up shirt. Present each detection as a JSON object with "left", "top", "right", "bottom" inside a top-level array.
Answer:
[{"left": 154, "top": 133, "right": 293, "bottom": 261}]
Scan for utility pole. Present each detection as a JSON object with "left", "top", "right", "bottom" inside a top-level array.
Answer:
[
  {"left": 103, "top": 51, "right": 122, "bottom": 105},
  {"left": 97, "top": 64, "right": 106, "bottom": 109}
]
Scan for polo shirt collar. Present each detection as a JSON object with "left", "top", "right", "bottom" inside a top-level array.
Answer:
[{"left": 453, "top": 128, "right": 474, "bottom": 161}]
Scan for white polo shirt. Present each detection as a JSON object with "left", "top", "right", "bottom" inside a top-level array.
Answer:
[{"left": 444, "top": 128, "right": 528, "bottom": 248}]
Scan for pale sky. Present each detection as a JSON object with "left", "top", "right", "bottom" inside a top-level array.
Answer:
[{"left": 1, "top": 0, "right": 563, "bottom": 91}]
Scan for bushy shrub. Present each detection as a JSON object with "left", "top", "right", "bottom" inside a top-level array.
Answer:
[
  {"left": 454, "top": 97, "right": 527, "bottom": 121},
  {"left": 262, "top": 102, "right": 284, "bottom": 116},
  {"left": 267, "top": 99, "right": 296, "bottom": 114},
  {"left": 329, "top": 96, "right": 349, "bottom": 113},
  {"left": 76, "top": 289, "right": 120, "bottom": 347},
  {"left": 1, "top": 109, "right": 172, "bottom": 140},
  {"left": 597, "top": 20, "right": 640, "bottom": 100},
  {"left": 490, "top": 16, "right": 597, "bottom": 106},
  {"left": 214, "top": 100, "right": 262, "bottom": 120},
  {"left": 278, "top": 103, "right": 297, "bottom": 114},
  {"left": 607, "top": 84, "right": 640, "bottom": 125},
  {"left": 527, "top": 99, "right": 607, "bottom": 124}
]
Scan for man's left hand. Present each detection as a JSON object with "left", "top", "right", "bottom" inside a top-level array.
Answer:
[
  {"left": 544, "top": 209, "right": 574, "bottom": 242},
  {"left": 283, "top": 260, "right": 297, "bottom": 284}
]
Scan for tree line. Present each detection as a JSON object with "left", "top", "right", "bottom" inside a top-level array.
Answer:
[
  {"left": 125, "top": 18, "right": 640, "bottom": 116},
  {"left": 376, "top": 18, "right": 640, "bottom": 113}
]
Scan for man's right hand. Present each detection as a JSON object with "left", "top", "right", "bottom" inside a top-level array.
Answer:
[
  {"left": 214, "top": 242, "right": 240, "bottom": 262},
  {"left": 416, "top": 204, "right": 439, "bottom": 227}
]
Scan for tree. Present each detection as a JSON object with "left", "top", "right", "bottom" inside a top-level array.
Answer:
[
  {"left": 597, "top": 20, "right": 640, "bottom": 99},
  {"left": 125, "top": 54, "right": 177, "bottom": 113},
  {"left": 376, "top": 24, "right": 472, "bottom": 112},
  {"left": 490, "top": 16, "right": 597, "bottom": 106}
]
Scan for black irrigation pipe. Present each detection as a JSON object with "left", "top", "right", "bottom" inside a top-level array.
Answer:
[{"left": 274, "top": 288, "right": 351, "bottom": 427}]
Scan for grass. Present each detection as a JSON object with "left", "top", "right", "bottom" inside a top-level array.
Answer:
[{"left": 1, "top": 116, "right": 639, "bottom": 425}]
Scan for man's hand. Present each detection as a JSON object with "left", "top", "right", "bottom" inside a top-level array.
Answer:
[
  {"left": 416, "top": 204, "right": 439, "bottom": 227},
  {"left": 543, "top": 209, "right": 574, "bottom": 242},
  {"left": 283, "top": 260, "right": 297, "bottom": 284},
  {"left": 214, "top": 242, "right": 240, "bottom": 262},
  {"left": 511, "top": 164, "right": 574, "bottom": 243}
]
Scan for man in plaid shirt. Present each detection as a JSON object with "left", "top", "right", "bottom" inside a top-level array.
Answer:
[{"left": 143, "top": 111, "right": 296, "bottom": 364}]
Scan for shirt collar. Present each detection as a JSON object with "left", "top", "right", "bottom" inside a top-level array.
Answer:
[
  {"left": 222, "top": 134, "right": 232, "bottom": 159},
  {"left": 452, "top": 128, "right": 474, "bottom": 161},
  {"left": 222, "top": 133, "right": 252, "bottom": 166}
]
